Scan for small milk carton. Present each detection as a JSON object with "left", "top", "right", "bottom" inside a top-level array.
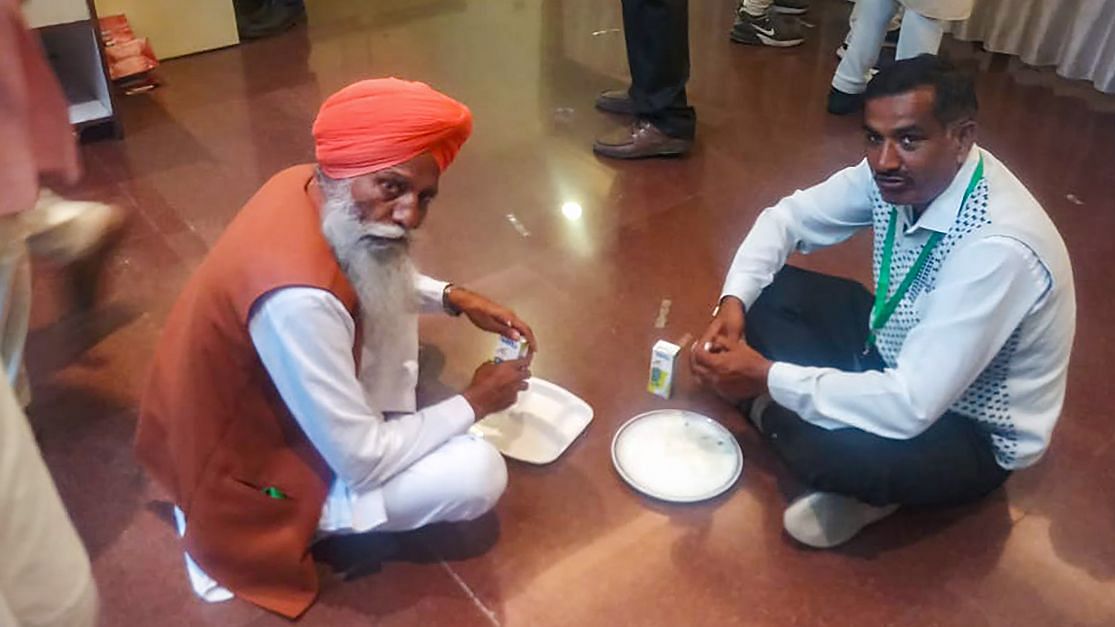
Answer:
[
  {"left": 647, "top": 340, "right": 681, "bottom": 399},
  {"left": 494, "top": 335, "right": 530, "bottom": 363}
]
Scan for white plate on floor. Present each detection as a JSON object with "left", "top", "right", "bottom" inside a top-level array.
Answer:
[
  {"left": 469, "top": 378, "right": 593, "bottom": 464},
  {"left": 612, "top": 410, "right": 743, "bottom": 503}
]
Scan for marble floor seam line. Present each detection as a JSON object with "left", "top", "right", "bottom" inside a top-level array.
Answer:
[{"left": 438, "top": 559, "right": 500, "bottom": 627}]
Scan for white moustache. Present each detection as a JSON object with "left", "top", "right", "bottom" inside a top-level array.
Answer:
[{"left": 361, "top": 222, "right": 409, "bottom": 242}]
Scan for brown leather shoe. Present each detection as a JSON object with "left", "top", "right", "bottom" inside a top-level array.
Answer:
[
  {"left": 594, "top": 89, "right": 634, "bottom": 115},
  {"left": 592, "top": 120, "right": 693, "bottom": 159}
]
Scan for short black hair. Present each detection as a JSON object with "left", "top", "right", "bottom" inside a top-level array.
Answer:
[{"left": 865, "top": 54, "right": 978, "bottom": 125}]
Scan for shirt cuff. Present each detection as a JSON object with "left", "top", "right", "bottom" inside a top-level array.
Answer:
[
  {"left": 430, "top": 394, "right": 477, "bottom": 437},
  {"left": 767, "top": 361, "right": 809, "bottom": 411},
  {"left": 720, "top": 276, "right": 763, "bottom": 311},
  {"left": 415, "top": 275, "right": 450, "bottom": 315}
]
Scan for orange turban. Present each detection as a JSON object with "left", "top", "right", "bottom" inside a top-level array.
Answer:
[{"left": 312, "top": 78, "right": 472, "bottom": 178}]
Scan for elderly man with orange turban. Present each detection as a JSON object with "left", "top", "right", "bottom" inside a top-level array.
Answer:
[{"left": 135, "top": 78, "right": 536, "bottom": 618}]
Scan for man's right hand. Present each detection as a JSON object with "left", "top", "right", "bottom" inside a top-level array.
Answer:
[
  {"left": 462, "top": 358, "right": 531, "bottom": 419},
  {"left": 695, "top": 296, "right": 746, "bottom": 355}
]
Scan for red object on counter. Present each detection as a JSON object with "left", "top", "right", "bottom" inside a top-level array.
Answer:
[{"left": 98, "top": 14, "right": 158, "bottom": 81}]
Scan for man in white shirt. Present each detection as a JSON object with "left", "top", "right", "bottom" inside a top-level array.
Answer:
[
  {"left": 137, "top": 79, "right": 537, "bottom": 616},
  {"left": 691, "top": 55, "right": 1075, "bottom": 548}
]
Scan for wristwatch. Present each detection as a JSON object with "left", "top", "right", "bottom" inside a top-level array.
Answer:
[{"left": 442, "top": 283, "right": 463, "bottom": 317}]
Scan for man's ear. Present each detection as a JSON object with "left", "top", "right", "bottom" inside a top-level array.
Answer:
[{"left": 951, "top": 119, "right": 977, "bottom": 163}]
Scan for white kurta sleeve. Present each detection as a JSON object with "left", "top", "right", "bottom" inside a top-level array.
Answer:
[
  {"left": 721, "top": 161, "right": 877, "bottom": 309},
  {"left": 249, "top": 287, "right": 475, "bottom": 492},
  {"left": 415, "top": 274, "right": 450, "bottom": 314},
  {"left": 768, "top": 236, "right": 1051, "bottom": 438}
]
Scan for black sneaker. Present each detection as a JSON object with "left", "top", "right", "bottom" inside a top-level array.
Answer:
[
  {"left": 826, "top": 87, "right": 863, "bottom": 115},
  {"left": 773, "top": 0, "right": 809, "bottom": 15},
  {"left": 730, "top": 9, "right": 805, "bottom": 47}
]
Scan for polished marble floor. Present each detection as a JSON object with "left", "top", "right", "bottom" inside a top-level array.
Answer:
[{"left": 26, "top": 0, "right": 1115, "bottom": 625}]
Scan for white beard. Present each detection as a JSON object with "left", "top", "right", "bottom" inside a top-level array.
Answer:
[{"left": 320, "top": 193, "right": 418, "bottom": 353}]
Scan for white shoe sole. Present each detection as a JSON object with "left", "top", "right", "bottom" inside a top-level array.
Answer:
[
  {"left": 748, "top": 393, "right": 772, "bottom": 432},
  {"left": 772, "top": 6, "right": 808, "bottom": 15},
  {"left": 751, "top": 31, "right": 805, "bottom": 47}
]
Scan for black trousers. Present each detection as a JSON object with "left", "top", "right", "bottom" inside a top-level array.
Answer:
[
  {"left": 745, "top": 266, "right": 1011, "bottom": 507},
  {"left": 620, "top": 0, "right": 696, "bottom": 139}
]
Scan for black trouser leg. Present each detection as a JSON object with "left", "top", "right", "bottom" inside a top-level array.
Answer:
[
  {"left": 746, "top": 265, "right": 1010, "bottom": 507},
  {"left": 620, "top": 0, "right": 696, "bottom": 139}
]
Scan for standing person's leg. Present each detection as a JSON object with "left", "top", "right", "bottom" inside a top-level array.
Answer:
[
  {"left": 894, "top": 8, "right": 944, "bottom": 59},
  {"left": 593, "top": 0, "right": 695, "bottom": 159},
  {"left": 0, "top": 377, "right": 98, "bottom": 627},
  {"left": 828, "top": 0, "right": 899, "bottom": 114},
  {"left": 24, "top": 191, "right": 127, "bottom": 312},
  {"left": 838, "top": 3, "right": 902, "bottom": 59},
  {"left": 0, "top": 216, "right": 32, "bottom": 406},
  {"left": 731, "top": 0, "right": 806, "bottom": 47},
  {"left": 623, "top": 0, "right": 694, "bottom": 140}
]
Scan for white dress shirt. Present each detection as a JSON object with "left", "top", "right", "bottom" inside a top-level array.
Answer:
[
  {"left": 722, "top": 145, "right": 1076, "bottom": 469},
  {"left": 249, "top": 274, "right": 475, "bottom": 532}
]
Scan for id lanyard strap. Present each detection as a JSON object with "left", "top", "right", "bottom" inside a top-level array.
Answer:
[{"left": 866, "top": 155, "right": 984, "bottom": 352}]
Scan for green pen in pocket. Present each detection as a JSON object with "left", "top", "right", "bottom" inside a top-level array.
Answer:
[{"left": 262, "top": 486, "right": 288, "bottom": 500}]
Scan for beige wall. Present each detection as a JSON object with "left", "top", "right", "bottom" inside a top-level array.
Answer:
[
  {"left": 94, "top": 0, "right": 239, "bottom": 59},
  {"left": 23, "top": 0, "right": 90, "bottom": 29}
]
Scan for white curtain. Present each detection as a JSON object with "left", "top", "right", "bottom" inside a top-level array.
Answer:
[{"left": 951, "top": 0, "right": 1115, "bottom": 94}]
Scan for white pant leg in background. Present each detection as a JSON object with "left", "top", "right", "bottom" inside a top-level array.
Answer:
[
  {"left": 0, "top": 376, "right": 98, "bottom": 627},
  {"left": 894, "top": 8, "right": 944, "bottom": 60},
  {"left": 742, "top": 0, "right": 773, "bottom": 15},
  {"left": 833, "top": 0, "right": 900, "bottom": 93},
  {"left": 844, "top": 1, "right": 904, "bottom": 46},
  {"left": 0, "top": 217, "right": 32, "bottom": 406}
]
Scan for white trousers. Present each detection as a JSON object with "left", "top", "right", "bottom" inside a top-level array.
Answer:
[
  {"left": 179, "top": 433, "right": 507, "bottom": 602},
  {"left": 0, "top": 374, "right": 98, "bottom": 627},
  {"left": 0, "top": 193, "right": 114, "bottom": 627},
  {"left": 845, "top": 0, "right": 904, "bottom": 45},
  {"left": 833, "top": 0, "right": 945, "bottom": 93}
]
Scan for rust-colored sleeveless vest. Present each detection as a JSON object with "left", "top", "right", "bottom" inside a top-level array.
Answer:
[{"left": 135, "top": 165, "right": 357, "bottom": 618}]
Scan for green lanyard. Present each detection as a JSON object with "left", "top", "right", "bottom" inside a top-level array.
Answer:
[{"left": 866, "top": 156, "right": 984, "bottom": 352}]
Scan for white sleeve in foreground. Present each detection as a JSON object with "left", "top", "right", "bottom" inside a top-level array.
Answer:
[
  {"left": 249, "top": 287, "right": 474, "bottom": 492},
  {"left": 767, "top": 237, "right": 1051, "bottom": 439},
  {"left": 721, "top": 161, "right": 876, "bottom": 309}
]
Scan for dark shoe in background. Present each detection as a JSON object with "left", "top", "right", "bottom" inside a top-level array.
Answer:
[
  {"left": 826, "top": 87, "right": 864, "bottom": 115},
  {"left": 235, "top": 0, "right": 306, "bottom": 40},
  {"left": 731, "top": 9, "right": 806, "bottom": 47},
  {"left": 593, "top": 119, "right": 692, "bottom": 159},
  {"left": 594, "top": 89, "right": 635, "bottom": 115}
]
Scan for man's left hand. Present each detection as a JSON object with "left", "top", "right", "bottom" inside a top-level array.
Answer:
[
  {"left": 690, "top": 339, "right": 772, "bottom": 404},
  {"left": 449, "top": 287, "right": 539, "bottom": 354}
]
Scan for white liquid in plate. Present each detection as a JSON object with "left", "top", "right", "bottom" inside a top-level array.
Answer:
[{"left": 613, "top": 410, "right": 741, "bottom": 501}]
